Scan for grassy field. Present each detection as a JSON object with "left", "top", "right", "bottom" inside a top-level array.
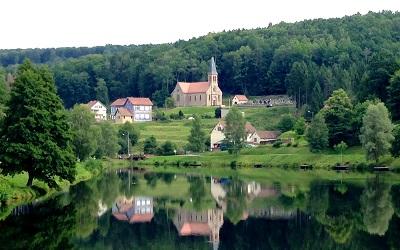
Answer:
[{"left": 140, "top": 144, "right": 400, "bottom": 169}]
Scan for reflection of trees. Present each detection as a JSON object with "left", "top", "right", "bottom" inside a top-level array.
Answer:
[
  {"left": 161, "top": 173, "right": 175, "bottom": 185},
  {"left": 307, "top": 181, "right": 329, "bottom": 220},
  {"left": 225, "top": 178, "right": 247, "bottom": 225},
  {"left": 144, "top": 172, "right": 159, "bottom": 188},
  {"left": 391, "top": 184, "right": 400, "bottom": 217},
  {"left": 187, "top": 176, "right": 207, "bottom": 211},
  {"left": 360, "top": 176, "right": 394, "bottom": 236}
]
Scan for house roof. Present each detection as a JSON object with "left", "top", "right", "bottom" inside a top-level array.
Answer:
[
  {"left": 233, "top": 95, "right": 248, "bottom": 101},
  {"left": 179, "top": 223, "right": 211, "bottom": 236},
  {"left": 87, "top": 100, "right": 105, "bottom": 108},
  {"left": 111, "top": 98, "right": 127, "bottom": 106},
  {"left": 126, "top": 97, "right": 153, "bottom": 106},
  {"left": 177, "top": 82, "right": 210, "bottom": 94},
  {"left": 130, "top": 213, "right": 154, "bottom": 223},
  {"left": 257, "top": 131, "right": 281, "bottom": 140},
  {"left": 209, "top": 57, "right": 218, "bottom": 75},
  {"left": 216, "top": 120, "right": 256, "bottom": 134},
  {"left": 116, "top": 107, "right": 133, "bottom": 116}
]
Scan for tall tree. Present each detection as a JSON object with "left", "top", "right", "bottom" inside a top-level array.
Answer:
[
  {"left": 224, "top": 107, "right": 246, "bottom": 155},
  {"left": 95, "top": 121, "right": 120, "bottom": 158},
  {"left": 95, "top": 78, "right": 109, "bottom": 106},
  {"left": 359, "top": 102, "right": 394, "bottom": 163},
  {"left": 387, "top": 69, "right": 400, "bottom": 121},
  {"left": 0, "top": 60, "right": 76, "bottom": 187},
  {"left": 69, "top": 104, "right": 99, "bottom": 161},
  {"left": 0, "top": 68, "right": 9, "bottom": 121},
  {"left": 186, "top": 115, "right": 206, "bottom": 152},
  {"left": 321, "top": 89, "right": 354, "bottom": 147},
  {"left": 306, "top": 113, "right": 329, "bottom": 152},
  {"left": 390, "top": 125, "right": 400, "bottom": 158}
]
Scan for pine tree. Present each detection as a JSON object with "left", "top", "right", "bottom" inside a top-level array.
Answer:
[
  {"left": 187, "top": 115, "right": 206, "bottom": 152},
  {"left": 0, "top": 60, "right": 76, "bottom": 187},
  {"left": 306, "top": 113, "right": 329, "bottom": 152},
  {"left": 387, "top": 70, "right": 400, "bottom": 121}
]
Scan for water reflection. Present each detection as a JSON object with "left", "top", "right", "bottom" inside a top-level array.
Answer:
[{"left": 0, "top": 170, "right": 400, "bottom": 250}]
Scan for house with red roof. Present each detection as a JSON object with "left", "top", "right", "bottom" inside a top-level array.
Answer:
[
  {"left": 87, "top": 100, "right": 107, "bottom": 121},
  {"left": 171, "top": 57, "right": 223, "bottom": 107},
  {"left": 248, "top": 130, "right": 281, "bottom": 144},
  {"left": 232, "top": 95, "right": 248, "bottom": 105},
  {"left": 110, "top": 97, "right": 153, "bottom": 122},
  {"left": 112, "top": 196, "right": 154, "bottom": 224}
]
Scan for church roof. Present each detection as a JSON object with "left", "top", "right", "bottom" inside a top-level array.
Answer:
[
  {"left": 210, "top": 57, "right": 218, "bottom": 75},
  {"left": 177, "top": 82, "right": 210, "bottom": 94}
]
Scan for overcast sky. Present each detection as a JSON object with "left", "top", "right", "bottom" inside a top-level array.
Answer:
[{"left": 1, "top": 0, "right": 399, "bottom": 49}]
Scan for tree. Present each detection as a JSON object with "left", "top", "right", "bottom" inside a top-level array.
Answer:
[
  {"left": 390, "top": 125, "right": 400, "bottom": 158},
  {"left": 359, "top": 102, "right": 394, "bottom": 163},
  {"left": 321, "top": 89, "right": 354, "bottom": 147},
  {"left": 118, "top": 122, "right": 140, "bottom": 155},
  {"left": 224, "top": 107, "right": 246, "bottom": 155},
  {"left": 143, "top": 136, "right": 158, "bottom": 154},
  {"left": 277, "top": 114, "right": 295, "bottom": 132},
  {"left": 95, "top": 121, "right": 120, "bottom": 158},
  {"left": 95, "top": 78, "right": 109, "bottom": 106},
  {"left": 164, "top": 97, "right": 175, "bottom": 109},
  {"left": 0, "top": 69, "right": 8, "bottom": 118},
  {"left": 0, "top": 60, "right": 76, "bottom": 187},
  {"left": 215, "top": 107, "right": 222, "bottom": 118},
  {"left": 294, "top": 117, "right": 306, "bottom": 135},
  {"left": 159, "top": 141, "right": 176, "bottom": 156},
  {"left": 306, "top": 113, "right": 329, "bottom": 152},
  {"left": 334, "top": 141, "right": 348, "bottom": 165},
  {"left": 69, "top": 104, "right": 99, "bottom": 161},
  {"left": 186, "top": 115, "right": 206, "bottom": 152},
  {"left": 387, "top": 69, "right": 400, "bottom": 121}
]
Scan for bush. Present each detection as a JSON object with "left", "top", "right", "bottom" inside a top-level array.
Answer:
[
  {"left": 215, "top": 107, "right": 222, "bottom": 118},
  {"left": 144, "top": 136, "right": 158, "bottom": 154},
  {"left": 84, "top": 159, "right": 103, "bottom": 174},
  {"left": 159, "top": 141, "right": 177, "bottom": 156},
  {"left": 286, "top": 142, "right": 292, "bottom": 147},
  {"left": 277, "top": 114, "right": 295, "bottom": 132},
  {"left": 273, "top": 141, "right": 282, "bottom": 148},
  {"left": 293, "top": 142, "right": 299, "bottom": 147},
  {"left": 230, "top": 160, "right": 238, "bottom": 170}
]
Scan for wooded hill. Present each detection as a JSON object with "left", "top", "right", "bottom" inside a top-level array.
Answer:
[{"left": 0, "top": 11, "right": 399, "bottom": 111}]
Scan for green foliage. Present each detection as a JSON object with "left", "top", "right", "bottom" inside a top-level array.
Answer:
[
  {"left": 158, "top": 141, "right": 176, "bottom": 156},
  {"left": 322, "top": 89, "right": 354, "bottom": 147},
  {"left": 95, "top": 121, "right": 120, "bottom": 158},
  {"left": 95, "top": 78, "right": 109, "bottom": 106},
  {"left": 118, "top": 122, "right": 140, "bottom": 154},
  {"left": 224, "top": 107, "right": 246, "bottom": 155},
  {"left": 178, "top": 110, "right": 184, "bottom": 119},
  {"left": 215, "top": 107, "right": 222, "bottom": 118},
  {"left": 154, "top": 109, "right": 168, "bottom": 121},
  {"left": 0, "top": 68, "right": 9, "bottom": 121},
  {"left": 143, "top": 136, "right": 158, "bottom": 154},
  {"left": 387, "top": 69, "right": 400, "bottom": 121},
  {"left": 334, "top": 141, "right": 348, "bottom": 164},
  {"left": 306, "top": 113, "right": 329, "bottom": 152},
  {"left": 359, "top": 102, "right": 394, "bottom": 163},
  {"left": 360, "top": 177, "right": 394, "bottom": 236},
  {"left": 0, "top": 60, "right": 76, "bottom": 187},
  {"left": 277, "top": 114, "right": 295, "bottom": 132},
  {"left": 294, "top": 117, "right": 306, "bottom": 135},
  {"left": 164, "top": 97, "right": 175, "bottom": 108},
  {"left": 391, "top": 125, "right": 400, "bottom": 158},
  {"left": 69, "top": 104, "right": 99, "bottom": 161},
  {"left": 186, "top": 115, "right": 206, "bottom": 152}
]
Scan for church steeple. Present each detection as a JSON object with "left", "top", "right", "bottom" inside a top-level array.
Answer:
[
  {"left": 209, "top": 57, "right": 218, "bottom": 75},
  {"left": 208, "top": 57, "right": 218, "bottom": 88}
]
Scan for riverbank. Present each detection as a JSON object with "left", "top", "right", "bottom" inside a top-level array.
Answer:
[
  {"left": 0, "top": 158, "right": 129, "bottom": 220},
  {"left": 140, "top": 145, "right": 400, "bottom": 170}
]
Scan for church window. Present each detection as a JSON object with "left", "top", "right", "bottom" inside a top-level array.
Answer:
[
  {"left": 209, "top": 95, "right": 210, "bottom": 101},
  {"left": 195, "top": 96, "right": 196, "bottom": 101},
  {"left": 200, "top": 95, "right": 201, "bottom": 101},
  {"left": 189, "top": 96, "right": 191, "bottom": 101}
]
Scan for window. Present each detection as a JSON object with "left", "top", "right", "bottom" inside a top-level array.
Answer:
[
  {"left": 145, "top": 106, "right": 150, "bottom": 111},
  {"left": 189, "top": 96, "right": 191, "bottom": 101},
  {"left": 208, "top": 95, "right": 210, "bottom": 101},
  {"left": 136, "top": 200, "right": 140, "bottom": 206},
  {"left": 194, "top": 96, "right": 196, "bottom": 101},
  {"left": 145, "top": 114, "right": 150, "bottom": 120},
  {"left": 140, "top": 106, "right": 145, "bottom": 111},
  {"left": 254, "top": 138, "right": 257, "bottom": 143},
  {"left": 146, "top": 200, "right": 150, "bottom": 205},
  {"left": 200, "top": 95, "right": 201, "bottom": 101}
]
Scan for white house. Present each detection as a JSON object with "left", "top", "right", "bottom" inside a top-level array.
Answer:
[
  {"left": 87, "top": 100, "right": 107, "bottom": 121},
  {"left": 110, "top": 97, "right": 153, "bottom": 122},
  {"left": 210, "top": 120, "right": 257, "bottom": 151},
  {"left": 232, "top": 95, "right": 248, "bottom": 105},
  {"left": 248, "top": 130, "right": 281, "bottom": 144}
]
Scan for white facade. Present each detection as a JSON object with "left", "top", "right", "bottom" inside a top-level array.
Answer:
[{"left": 89, "top": 101, "right": 107, "bottom": 121}]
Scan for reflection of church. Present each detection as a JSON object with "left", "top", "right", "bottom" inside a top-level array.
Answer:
[
  {"left": 173, "top": 209, "right": 223, "bottom": 250},
  {"left": 112, "top": 196, "right": 154, "bottom": 223}
]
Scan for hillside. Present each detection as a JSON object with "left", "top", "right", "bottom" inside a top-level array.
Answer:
[{"left": 0, "top": 11, "right": 399, "bottom": 114}]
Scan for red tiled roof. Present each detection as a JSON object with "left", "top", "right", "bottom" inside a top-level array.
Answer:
[
  {"left": 177, "top": 82, "right": 210, "bottom": 94},
  {"left": 127, "top": 97, "right": 153, "bottom": 106},
  {"left": 87, "top": 100, "right": 98, "bottom": 108},
  {"left": 216, "top": 120, "right": 256, "bottom": 134},
  {"left": 116, "top": 107, "right": 133, "bottom": 116},
  {"left": 129, "top": 213, "right": 154, "bottom": 223},
  {"left": 113, "top": 213, "right": 129, "bottom": 221},
  {"left": 257, "top": 131, "right": 280, "bottom": 140},
  {"left": 180, "top": 223, "right": 211, "bottom": 236},
  {"left": 234, "top": 95, "right": 248, "bottom": 101},
  {"left": 111, "top": 98, "right": 127, "bottom": 106}
]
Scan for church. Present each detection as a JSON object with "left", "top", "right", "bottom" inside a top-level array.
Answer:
[{"left": 171, "top": 57, "right": 223, "bottom": 107}]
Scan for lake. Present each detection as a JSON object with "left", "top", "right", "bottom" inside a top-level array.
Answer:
[{"left": 0, "top": 169, "right": 399, "bottom": 249}]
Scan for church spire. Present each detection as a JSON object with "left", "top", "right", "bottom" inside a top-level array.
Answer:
[{"left": 209, "top": 57, "right": 218, "bottom": 75}]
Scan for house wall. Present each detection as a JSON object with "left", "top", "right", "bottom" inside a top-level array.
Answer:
[
  {"left": 248, "top": 132, "right": 260, "bottom": 144},
  {"left": 210, "top": 124, "right": 225, "bottom": 150},
  {"left": 115, "top": 114, "right": 133, "bottom": 124},
  {"left": 90, "top": 103, "right": 107, "bottom": 121},
  {"left": 111, "top": 105, "right": 124, "bottom": 118},
  {"left": 232, "top": 97, "right": 247, "bottom": 105},
  {"left": 132, "top": 105, "right": 152, "bottom": 122}
]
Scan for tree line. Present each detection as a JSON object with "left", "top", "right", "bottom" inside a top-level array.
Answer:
[{"left": 0, "top": 11, "right": 399, "bottom": 112}]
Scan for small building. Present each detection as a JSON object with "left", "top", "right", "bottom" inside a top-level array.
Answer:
[
  {"left": 87, "top": 100, "right": 107, "bottom": 121},
  {"left": 110, "top": 97, "right": 153, "bottom": 122},
  {"left": 210, "top": 120, "right": 257, "bottom": 151},
  {"left": 249, "top": 130, "right": 280, "bottom": 145},
  {"left": 171, "top": 57, "right": 223, "bottom": 107},
  {"left": 114, "top": 107, "right": 134, "bottom": 124},
  {"left": 232, "top": 95, "right": 248, "bottom": 105}
]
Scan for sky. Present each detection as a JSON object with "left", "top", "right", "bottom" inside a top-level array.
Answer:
[{"left": 1, "top": 0, "right": 399, "bottom": 49}]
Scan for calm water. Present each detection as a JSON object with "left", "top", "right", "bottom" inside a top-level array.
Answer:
[{"left": 1, "top": 170, "right": 400, "bottom": 250}]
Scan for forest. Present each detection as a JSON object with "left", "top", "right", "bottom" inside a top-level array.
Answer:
[{"left": 0, "top": 11, "right": 399, "bottom": 113}]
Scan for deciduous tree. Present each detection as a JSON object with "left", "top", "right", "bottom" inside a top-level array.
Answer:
[
  {"left": 187, "top": 115, "right": 206, "bottom": 152},
  {"left": 306, "top": 113, "right": 329, "bottom": 152},
  {"left": 224, "top": 107, "right": 246, "bottom": 155}
]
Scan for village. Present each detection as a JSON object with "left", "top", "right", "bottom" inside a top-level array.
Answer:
[{"left": 85, "top": 57, "right": 294, "bottom": 154}]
